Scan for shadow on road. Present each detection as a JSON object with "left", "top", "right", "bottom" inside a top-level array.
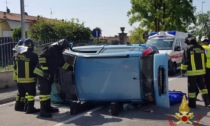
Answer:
[{"left": 0, "top": 86, "right": 17, "bottom": 93}]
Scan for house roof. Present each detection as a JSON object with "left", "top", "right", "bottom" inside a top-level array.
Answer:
[{"left": 0, "top": 11, "right": 38, "bottom": 22}]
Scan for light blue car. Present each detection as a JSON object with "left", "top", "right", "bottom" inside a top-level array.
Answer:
[{"left": 53, "top": 44, "right": 170, "bottom": 115}]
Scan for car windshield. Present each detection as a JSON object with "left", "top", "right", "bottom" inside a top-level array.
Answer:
[{"left": 146, "top": 38, "right": 174, "bottom": 50}]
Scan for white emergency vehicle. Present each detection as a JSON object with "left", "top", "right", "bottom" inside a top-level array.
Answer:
[{"left": 146, "top": 31, "right": 188, "bottom": 75}]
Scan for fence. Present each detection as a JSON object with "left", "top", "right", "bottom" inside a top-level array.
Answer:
[
  {"left": 0, "top": 39, "right": 17, "bottom": 69},
  {"left": 0, "top": 38, "right": 61, "bottom": 69},
  {"left": 0, "top": 38, "right": 94, "bottom": 70}
]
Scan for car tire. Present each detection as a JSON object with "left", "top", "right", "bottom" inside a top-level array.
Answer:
[{"left": 110, "top": 102, "right": 121, "bottom": 116}]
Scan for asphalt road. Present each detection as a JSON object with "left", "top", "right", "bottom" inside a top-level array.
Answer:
[{"left": 0, "top": 73, "right": 210, "bottom": 126}]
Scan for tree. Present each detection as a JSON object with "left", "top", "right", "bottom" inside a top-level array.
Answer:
[
  {"left": 127, "top": 0, "right": 196, "bottom": 32},
  {"left": 12, "top": 26, "right": 21, "bottom": 39},
  {"left": 29, "top": 17, "right": 92, "bottom": 43},
  {"left": 129, "top": 27, "right": 145, "bottom": 44},
  {"left": 188, "top": 11, "right": 210, "bottom": 40}
]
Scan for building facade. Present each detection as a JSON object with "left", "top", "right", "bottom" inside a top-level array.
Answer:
[{"left": 0, "top": 11, "right": 38, "bottom": 37}]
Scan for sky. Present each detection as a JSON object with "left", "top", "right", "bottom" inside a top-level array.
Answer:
[{"left": 0, "top": 0, "right": 209, "bottom": 37}]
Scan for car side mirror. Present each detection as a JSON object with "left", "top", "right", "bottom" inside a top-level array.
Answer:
[{"left": 174, "top": 46, "right": 181, "bottom": 51}]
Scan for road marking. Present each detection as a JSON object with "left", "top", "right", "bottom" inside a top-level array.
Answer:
[
  {"left": 168, "top": 75, "right": 181, "bottom": 82},
  {"left": 0, "top": 96, "right": 39, "bottom": 107},
  {"left": 53, "top": 107, "right": 102, "bottom": 126},
  {"left": 0, "top": 101, "right": 15, "bottom": 107}
]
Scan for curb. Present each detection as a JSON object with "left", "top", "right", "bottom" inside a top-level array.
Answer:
[{"left": 0, "top": 96, "right": 16, "bottom": 104}]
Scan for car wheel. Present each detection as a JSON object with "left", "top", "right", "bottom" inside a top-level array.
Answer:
[{"left": 110, "top": 102, "right": 121, "bottom": 116}]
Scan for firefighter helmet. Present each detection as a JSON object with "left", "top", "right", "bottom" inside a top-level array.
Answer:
[
  {"left": 17, "top": 39, "right": 24, "bottom": 46},
  {"left": 185, "top": 35, "right": 197, "bottom": 45},
  {"left": 57, "top": 39, "right": 70, "bottom": 49},
  {"left": 13, "top": 40, "right": 24, "bottom": 51},
  {"left": 24, "top": 38, "right": 35, "bottom": 48},
  {"left": 201, "top": 36, "right": 209, "bottom": 43}
]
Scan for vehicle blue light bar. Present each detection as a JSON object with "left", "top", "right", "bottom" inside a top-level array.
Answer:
[{"left": 167, "top": 31, "right": 176, "bottom": 36}]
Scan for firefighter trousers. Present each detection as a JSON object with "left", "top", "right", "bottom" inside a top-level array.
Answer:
[
  {"left": 17, "top": 83, "right": 27, "bottom": 98},
  {"left": 17, "top": 82, "right": 36, "bottom": 98},
  {"left": 38, "top": 76, "right": 53, "bottom": 95},
  {"left": 205, "top": 68, "right": 210, "bottom": 100},
  {"left": 188, "top": 75, "right": 209, "bottom": 107}
]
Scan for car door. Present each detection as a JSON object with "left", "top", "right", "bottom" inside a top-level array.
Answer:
[{"left": 153, "top": 53, "right": 170, "bottom": 108}]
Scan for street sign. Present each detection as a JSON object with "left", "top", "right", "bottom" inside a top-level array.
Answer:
[{"left": 93, "top": 28, "right": 101, "bottom": 38}]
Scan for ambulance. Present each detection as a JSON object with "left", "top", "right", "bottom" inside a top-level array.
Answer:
[{"left": 146, "top": 31, "right": 188, "bottom": 75}]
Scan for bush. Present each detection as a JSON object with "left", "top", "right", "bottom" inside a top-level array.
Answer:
[
  {"left": 29, "top": 17, "right": 92, "bottom": 42},
  {"left": 12, "top": 27, "right": 21, "bottom": 39}
]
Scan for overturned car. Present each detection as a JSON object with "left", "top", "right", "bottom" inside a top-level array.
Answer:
[{"left": 52, "top": 44, "right": 170, "bottom": 115}]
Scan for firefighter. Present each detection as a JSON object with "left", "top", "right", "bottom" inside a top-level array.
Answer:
[
  {"left": 181, "top": 35, "right": 210, "bottom": 108},
  {"left": 14, "top": 40, "right": 26, "bottom": 111},
  {"left": 33, "top": 39, "right": 70, "bottom": 118},
  {"left": 201, "top": 36, "right": 210, "bottom": 101},
  {"left": 16, "top": 38, "right": 39, "bottom": 114}
]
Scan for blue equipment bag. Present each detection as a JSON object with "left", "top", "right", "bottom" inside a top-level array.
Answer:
[
  {"left": 169, "top": 90, "right": 186, "bottom": 105},
  {"left": 51, "top": 83, "right": 64, "bottom": 103}
]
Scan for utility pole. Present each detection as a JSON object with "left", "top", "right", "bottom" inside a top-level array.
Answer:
[
  {"left": 50, "top": 8, "right": 53, "bottom": 19},
  {"left": 202, "top": 1, "right": 205, "bottom": 35},
  {"left": 202, "top": 1, "right": 205, "bottom": 14},
  {"left": 5, "top": 0, "right": 8, "bottom": 9},
  {"left": 20, "top": 0, "right": 25, "bottom": 40}
]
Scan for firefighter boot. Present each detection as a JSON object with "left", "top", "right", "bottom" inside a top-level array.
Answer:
[
  {"left": 46, "top": 99, "right": 59, "bottom": 113},
  {"left": 188, "top": 98, "right": 196, "bottom": 108},
  {"left": 25, "top": 101, "right": 40, "bottom": 114},
  {"left": 202, "top": 94, "right": 210, "bottom": 107},
  {"left": 39, "top": 101, "right": 52, "bottom": 118},
  {"left": 14, "top": 96, "right": 25, "bottom": 111}
]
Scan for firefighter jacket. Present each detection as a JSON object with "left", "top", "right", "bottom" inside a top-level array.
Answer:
[
  {"left": 13, "top": 53, "right": 18, "bottom": 81},
  {"left": 33, "top": 45, "right": 70, "bottom": 80},
  {"left": 16, "top": 50, "right": 38, "bottom": 83},
  {"left": 181, "top": 43, "right": 206, "bottom": 76},
  {"left": 202, "top": 45, "right": 210, "bottom": 68}
]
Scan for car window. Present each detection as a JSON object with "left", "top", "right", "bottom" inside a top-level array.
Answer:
[{"left": 146, "top": 38, "right": 174, "bottom": 50}]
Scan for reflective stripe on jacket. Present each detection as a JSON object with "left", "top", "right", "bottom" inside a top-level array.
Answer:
[
  {"left": 202, "top": 45, "right": 210, "bottom": 68},
  {"left": 181, "top": 44, "right": 206, "bottom": 76},
  {"left": 17, "top": 51, "right": 38, "bottom": 83}
]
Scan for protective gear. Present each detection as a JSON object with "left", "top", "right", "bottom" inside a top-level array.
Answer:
[
  {"left": 185, "top": 36, "right": 197, "bottom": 45},
  {"left": 51, "top": 39, "right": 70, "bottom": 50},
  {"left": 46, "top": 99, "right": 59, "bottom": 113},
  {"left": 202, "top": 44, "right": 210, "bottom": 102},
  {"left": 13, "top": 40, "right": 27, "bottom": 111},
  {"left": 12, "top": 40, "right": 25, "bottom": 111},
  {"left": 25, "top": 101, "right": 40, "bottom": 114},
  {"left": 201, "top": 36, "right": 209, "bottom": 43},
  {"left": 18, "top": 39, "right": 24, "bottom": 46},
  {"left": 24, "top": 38, "right": 35, "bottom": 49},
  {"left": 34, "top": 40, "right": 70, "bottom": 118},
  {"left": 16, "top": 53, "right": 38, "bottom": 83},
  {"left": 181, "top": 41, "right": 210, "bottom": 108},
  {"left": 14, "top": 95, "right": 25, "bottom": 111},
  {"left": 15, "top": 44, "right": 39, "bottom": 114},
  {"left": 40, "top": 101, "right": 52, "bottom": 118},
  {"left": 13, "top": 40, "right": 24, "bottom": 51}
]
